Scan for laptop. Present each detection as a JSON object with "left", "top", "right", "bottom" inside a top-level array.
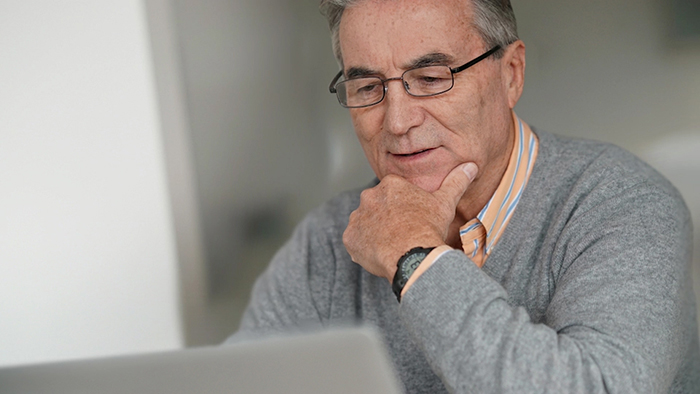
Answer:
[{"left": 0, "top": 326, "right": 403, "bottom": 394}]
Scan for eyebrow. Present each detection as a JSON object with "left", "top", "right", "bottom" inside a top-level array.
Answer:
[
  {"left": 405, "top": 52, "right": 455, "bottom": 69},
  {"left": 345, "top": 66, "right": 380, "bottom": 80},
  {"left": 344, "top": 52, "right": 456, "bottom": 80}
]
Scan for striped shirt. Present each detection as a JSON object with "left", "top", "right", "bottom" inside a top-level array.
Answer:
[
  {"left": 402, "top": 112, "right": 538, "bottom": 296},
  {"left": 460, "top": 112, "right": 538, "bottom": 267}
]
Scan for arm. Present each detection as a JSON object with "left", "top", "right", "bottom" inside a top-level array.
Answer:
[{"left": 231, "top": 211, "right": 339, "bottom": 338}]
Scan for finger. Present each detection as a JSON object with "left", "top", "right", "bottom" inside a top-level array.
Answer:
[{"left": 434, "top": 162, "right": 478, "bottom": 207}]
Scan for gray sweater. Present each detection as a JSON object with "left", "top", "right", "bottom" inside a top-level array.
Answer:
[{"left": 232, "top": 130, "right": 700, "bottom": 393}]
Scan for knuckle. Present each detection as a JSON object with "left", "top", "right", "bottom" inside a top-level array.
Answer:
[
  {"left": 347, "top": 210, "right": 358, "bottom": 225},
  {"left": 359, "top": 188, "right": 382, "bottom": 208},
  {"left": 342, "top": 225, "right": 354, "bottom": 246},
  {"left": 359, "top": 188, "right": 372, "bottom": 202}
]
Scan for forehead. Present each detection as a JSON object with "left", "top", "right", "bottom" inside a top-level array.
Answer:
[{"left": 339, "top": 0, "right": 478, "bottom": 70}]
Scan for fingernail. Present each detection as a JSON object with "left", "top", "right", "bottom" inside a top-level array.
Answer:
[{"left": 463, "top": 163, "right": 478, "bottom": 181}]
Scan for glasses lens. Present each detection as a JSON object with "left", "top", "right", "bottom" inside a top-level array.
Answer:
[
  {"left": 336, "top": 77, "right": 384, "bottom": 107},
  {"left": 404, "top": 66, "right": 453, "bottom": 96}
]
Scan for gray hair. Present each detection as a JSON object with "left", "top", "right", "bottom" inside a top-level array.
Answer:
[{"left": 319, "top": 0, "right": 518, "bottom": 68}]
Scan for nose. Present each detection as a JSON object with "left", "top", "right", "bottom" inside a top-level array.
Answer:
[{"left": 381, "top": 77, "right": 423, "bottom": 136}]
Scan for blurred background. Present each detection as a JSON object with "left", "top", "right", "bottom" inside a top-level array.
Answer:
[{"left": 1, "top": 0, "right": 698, "bottom": 367}]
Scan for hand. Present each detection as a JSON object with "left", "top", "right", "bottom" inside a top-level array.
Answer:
[{"left": 343, "top": 162, "right": 478, "bottom": 282}]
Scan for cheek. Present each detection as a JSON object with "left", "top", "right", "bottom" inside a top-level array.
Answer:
[
  {"left": 351, "top": 108, "right": 378, "bottom": 140},
  {"left": 427, "top": 88, "right": 502, "bottom": 166},
  {"left": 430, "top": 93, "right": 481, "bottom": 144},
  {"left": 350, "top": 110, "right": 384, "bottom": 171}
]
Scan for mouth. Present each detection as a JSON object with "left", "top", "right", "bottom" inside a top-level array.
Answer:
[{"left": 392, "top": 148, "right": 435, "bottom": 158}]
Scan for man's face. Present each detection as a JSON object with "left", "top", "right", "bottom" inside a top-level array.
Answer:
[{"left": 338, "top": 0, "right": 518, "bottom": 194}]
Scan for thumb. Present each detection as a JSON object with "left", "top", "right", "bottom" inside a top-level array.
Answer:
[{"left": 433, "top": 162, "right": 478, "bottom": 207}]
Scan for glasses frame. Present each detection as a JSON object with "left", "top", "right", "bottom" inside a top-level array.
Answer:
[{"left": 328, "top": 45, "right": 502, "bottom": 108}]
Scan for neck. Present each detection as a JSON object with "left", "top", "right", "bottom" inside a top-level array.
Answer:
[{"left": 446, "top": 120, "right": 515, "bottom": 247}]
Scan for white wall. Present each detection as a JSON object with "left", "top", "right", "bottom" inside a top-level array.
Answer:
[{"left": 0, "top": 1, "right": 182, "bottom": 366}]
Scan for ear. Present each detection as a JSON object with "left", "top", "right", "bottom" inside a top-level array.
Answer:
[{"left": 501, "top": 40, "right": 526, "bottom": 109}]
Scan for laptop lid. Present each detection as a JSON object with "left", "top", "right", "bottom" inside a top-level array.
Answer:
[{"left": 0, "top": 326, "right": 404, "bottom": 394}]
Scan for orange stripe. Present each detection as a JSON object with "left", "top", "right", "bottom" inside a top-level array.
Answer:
[{"left": 460, "top": 111, "right": 538, "bottom": 266}]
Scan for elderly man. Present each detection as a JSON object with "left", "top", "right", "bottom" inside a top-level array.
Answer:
[{"left": 231, "top": 0, "right": 700, "bottom": 392}]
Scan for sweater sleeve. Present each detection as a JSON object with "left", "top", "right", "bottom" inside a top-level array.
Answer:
[
  {"left": 230, "top": 211, "right": 339, "bottom": 338},
  {"left": 398, "top": 184, "right": 696, "bottom": 393}
]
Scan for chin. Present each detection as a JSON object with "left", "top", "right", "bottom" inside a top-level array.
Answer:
[{"left": 405, "top": 175, "right": 442, "bottom": 193}]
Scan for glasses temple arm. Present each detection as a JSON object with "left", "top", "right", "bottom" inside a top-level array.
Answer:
[{"left": 450, "top": 45, "right": 501, "bottom": 74}]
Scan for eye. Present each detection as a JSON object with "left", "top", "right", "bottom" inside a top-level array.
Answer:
[
  {"left": 406, "top": 66, "right": 452, "bottom": 94},
  {"left": 338, "top": 77, "right": 384, "bottom": 106},
  {"left": 414, "top": 72, "right": 449, "bottom": 85},
  {"left": 355, "top": 81, "right": 381, "bottom": 95},
  {"left": 422, "top": 76, "right": 443, "bottom": 84}
]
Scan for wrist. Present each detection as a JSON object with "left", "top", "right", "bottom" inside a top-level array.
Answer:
[
  {"left": 392, "top": 246, "right": 437, "bottom": 302},
  {"left": 384, "top": 235, "right": 443, "bottom": 282},
  {"left": 400, "top": 245, "right": 453, "bottom": 297}
]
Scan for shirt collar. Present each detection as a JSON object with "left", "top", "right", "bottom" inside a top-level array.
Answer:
[{"left": 459, "top": 111, "right": 539, "bottom": 256}]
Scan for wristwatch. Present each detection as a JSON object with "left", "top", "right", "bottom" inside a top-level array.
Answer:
[{"left": 392, "top": 246, "right": 436, "bottom": 302}]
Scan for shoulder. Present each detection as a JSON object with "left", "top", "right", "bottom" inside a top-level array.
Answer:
[
  {"left": 516, "top": 129, "right": 693, "bottom": 281},
  {"left": 301, "top": 179, "right": 377, "bottom": 236},
  {"left": 532, "top": 129, "right": 687, "bottom": 213},
  {"left": 278, "top": 180, "right": 377, "bottom": 274},
  {"left": 237, "top": 182, "right": 378, "bottom": 329}
]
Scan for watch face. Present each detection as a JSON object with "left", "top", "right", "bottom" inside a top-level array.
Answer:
[
  {"left": 401, "top": 249, "right": 427, "bottom": 285},
  {"left": 400, "top": 252, "right": 428, "bottom": 282}
]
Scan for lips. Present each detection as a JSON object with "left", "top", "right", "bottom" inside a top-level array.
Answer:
[{"left": 392, "top": 147, "right": 435, "bottom": 157}]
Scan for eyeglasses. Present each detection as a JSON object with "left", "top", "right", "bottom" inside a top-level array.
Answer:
[{"left": 328, "top": 45, "right": 501, "bottom": 108}]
